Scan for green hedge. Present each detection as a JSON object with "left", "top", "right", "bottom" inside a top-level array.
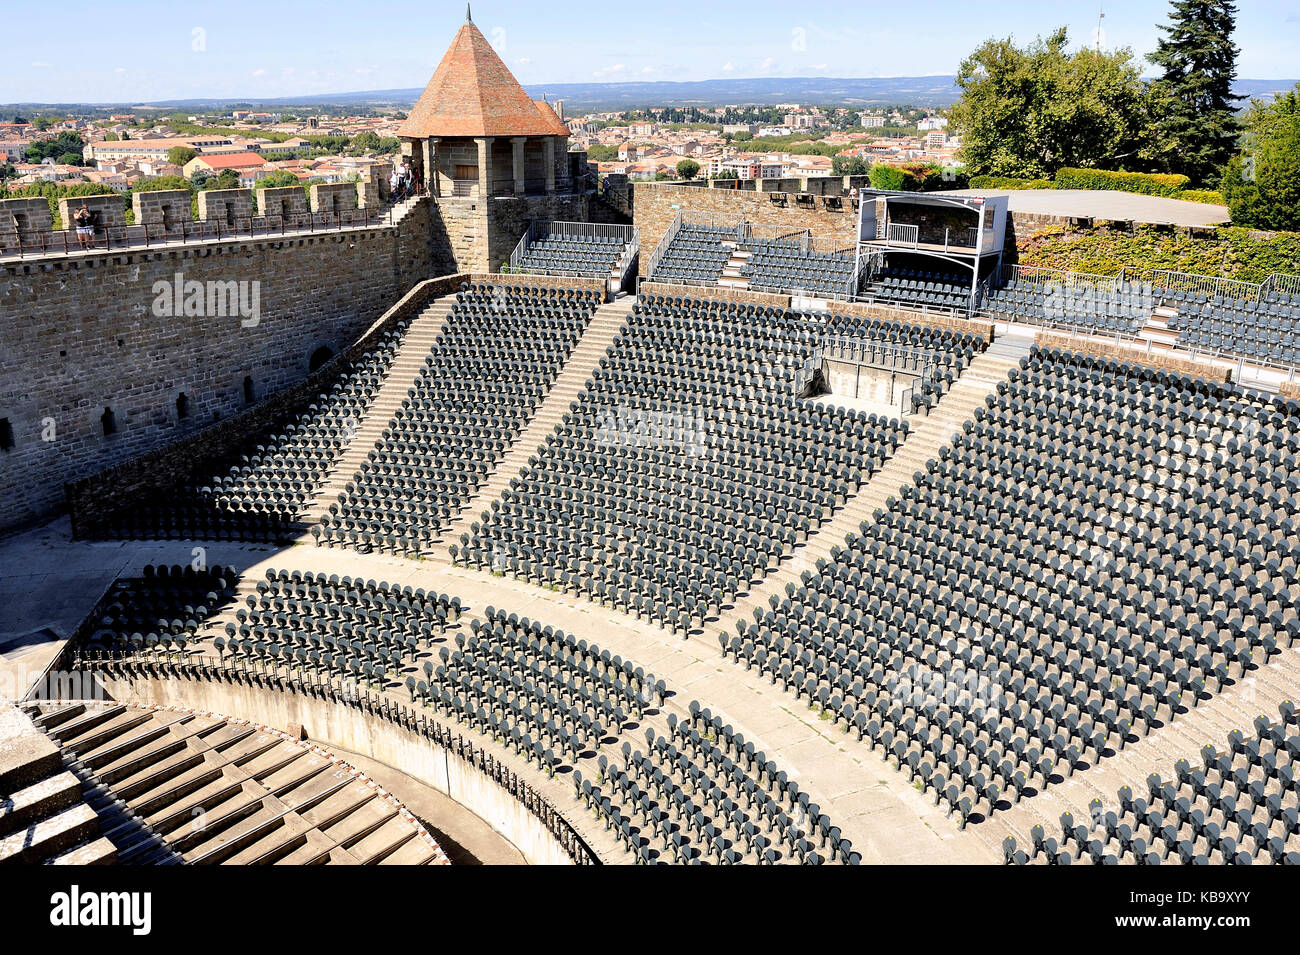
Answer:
[
  {"left": 1019, "top": 224, "right": 1300, "bottom": 283},
  {"left": 1054, "top": 168, "right": 1191, "bottom": 197},
  {"left": 868, "top": 165, "right": 908, "bottom": 191},
  {"left": 1179, "top": 189, "right": 1226, "bottom": 206},
  {"left": 969, "top": 175, "right": 1054, "bottom": 190}
]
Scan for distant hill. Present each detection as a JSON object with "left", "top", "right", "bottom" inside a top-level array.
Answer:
[{"left": 3, "top": 77, "right": 1295, "bottom": 113}]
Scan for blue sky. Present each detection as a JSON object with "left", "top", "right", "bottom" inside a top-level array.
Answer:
[{"left": 3, "top": 0, "right": 1298, "bottom": 103}]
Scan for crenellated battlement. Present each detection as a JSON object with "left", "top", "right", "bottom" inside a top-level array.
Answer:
[{"left": 0, "top": 166, "right": 395, "bottom": 260}]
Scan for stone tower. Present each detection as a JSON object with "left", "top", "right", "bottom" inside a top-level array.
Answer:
[{"left": 398, "top": 9, "right": 593, "bottom": 272}]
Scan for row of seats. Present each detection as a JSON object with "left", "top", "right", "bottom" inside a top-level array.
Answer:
[
  {"left": 725, "top": 345, "right": 1300, "bottom": 826},
  {"left": 981, "top": 278, "right": 1150, "bottom": 336},
  {"left": 315, "top": 283, "right": 601, "bottom": 555},
  {"left": 862, "top": 267, "right": 981, "bottom": 314},
  {"left": 87, "top": 320, "right": 414, "bottom": 542},
  {"left": 515, "top": 233, "right": 626, "bottom": 278},
  {"left": 1005, "top": 701, "right": 1300, "bottom": 864},
  {"left": 453, "top": 292, "right": 909, "bottom": 634},
  {"left": 215, "top": 568, "right": 463, "bottom": 690},
  {"left": 1168, "top": 292, "right": 1300, "bottom": 367},
  {"left": 743, "top": 237, "right": 856, "bottom": 297},
  {"left": 650, "top": 225, "right": 735, "bottom": 286},
  {"left": 84, "top": 564, "right": 238, "bottom": 654}
]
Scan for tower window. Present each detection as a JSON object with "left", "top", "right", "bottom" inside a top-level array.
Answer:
[
  {"left": 0, "top": 418, "right": 13, "bottom": 450},
  {"left": 101, "top": 408, "right": 116, "bottom": 436},
  {"left": 176, "top": 393, "right": 189, "bottom": 421}
]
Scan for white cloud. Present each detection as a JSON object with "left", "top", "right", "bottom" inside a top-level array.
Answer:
[
  {"left": 812, "top": 63, "right": 828, "bottom": 70},
  {"left": 516, "top": 57, "right": 531, "bottom": 65},
  {"left": 252, "top": 68, "right": 268, "bottom": 76},
  {"left": 640, "top": 66, "right": 656, "bottom": 75},
  {"left": 759, "top": 57, "right": 776, "bottom": 71},
  {"left": 592, "top": 63, "right": 626, "bottom": 79},
  {"left": 32, "top": 61, "right": 53, "bottom": 68},
  {"left": 114, "top": 67, "right": 127, "bottom": 74},
  {"left": 721, "top": 61, "right": 735, "bottom": 72}
]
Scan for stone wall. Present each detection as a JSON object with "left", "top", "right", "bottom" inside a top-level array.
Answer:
[
  {"left": 1, "top": 200, "right": 435, "bottom": 535},
  {"left": 56, "top": 195, "right": 126, "bottom": 233},
  {"left": 634, "top": 182, "right": 859, "bottom": 276},
  {"left": 310, "top": 182, "right": 358, "bottom": 215},
  {"left": 427, "top": 192, "right": 591, "bottom": 274},
  {"left": 1035, "top": 333, "right": 1232, "bottom": 381},
  {"left": 1279, "top": 381, "right": 1300, "bottom": 400},
  {"left": 256, "top": 185, "right": 309, "bottom": 219},
  {"left": 0, "top": 198, "right": 53, "bottom": 249},
  {"left": 131, "top": 189, "right": 192, "bottom": 233},
  {"left": 196, "top": 188, "right": 254, "bottom": 226}
]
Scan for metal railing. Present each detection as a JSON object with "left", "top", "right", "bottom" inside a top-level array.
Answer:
[
  {"left": 1003, "top": 262, "right": 1300, "bottom": 306},
  {"left": 645, "top": 209, "right": 683, "bottom": 281},
  {"left": 70, "top": 648, "right": 603, "bottom": 865},
  {"left": 886, "top": 223, "right": 919, "bottom": 246},
  {"left": 0, "top": 207, "right": 395, "bottom": 260},
  {"left": 822, "top": 336, "right": 938, "bottom": 379}
]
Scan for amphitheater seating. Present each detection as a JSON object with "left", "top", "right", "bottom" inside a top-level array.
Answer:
[
  {"left": 423, "top": 608, "right": 857, "bottom": 863},
  {"left": 83, "top": 563, "right": 238, "bottom": 655},
  {"left": 981, "top": 278, "right": 1150, "bottom": 336},
  {"left": 862, "top": 268, "right": 980, "bottom": 313},
  {"left": 217, "top": 569, "right": 462, "bottom": 690},
  {"left": 514, "top": 233, "right": 624, "bottom": 278},
  {"left": 726, "top": 345, "right": 1299, "bottom": 826},
  {"left": 651, "top": 224, "right": 734, "bottom": 285},
  {"left": 315, "top": 282, "right": 601, "bottom": 555},
  {"left": 89, "top": 321, "right": 414, "bottom": 542},
  {"left": 454, "top": 292, "right": 908, "bottom": 633},
  {"left": 1165, "top": 289, "right": 1300, "bottom": 367},
  {"left": 1005, "top": 701, "right": 1300, "bottom": 864},
  {"left": 743, "top": 237, "right": 856, "bottom": 297}
]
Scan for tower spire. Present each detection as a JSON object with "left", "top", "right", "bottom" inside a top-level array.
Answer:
[{"left": 466, "top": 4, "right": 472, "bottom": 23}]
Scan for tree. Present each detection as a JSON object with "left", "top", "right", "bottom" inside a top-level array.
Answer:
[
  {"left": 586, "top": 144, "right": 618, "bottom": 162},
  {"left": 167, "top": 146, "right": 197, "bottom": 166},
  {"left": 57, "top": 152, "right": 82, "bottom": 166},
  {"left": 675, "top": 158, "right": 700, "bottom": 180},
  {"left": 1221, "top": 84, "right": 1300, "bottom": 230},
  {"left": 1147, "top": 0, "right": 1241, "bottom": 184},
  {"left": 255, "top": 170, "right": 300, "bottom": 190},
  {"left": 950, "top": 28, "right": 1152, "bottom": 179},
  {"left": 348, "top": 131, "right": 381, "bottom": 155},
  {"left": 832, "top": 155, "right": 870, "bottom": 176}
]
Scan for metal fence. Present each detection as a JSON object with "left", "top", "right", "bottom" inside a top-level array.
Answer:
[
  {"left": 1004, "top": 262, "right": 1300, "bottom": 306},
  {"left": 0, "top": 207, "right": 395, "bottom": 260}
]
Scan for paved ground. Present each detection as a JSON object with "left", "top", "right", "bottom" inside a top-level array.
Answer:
[{"left": 946, "top": 189, "right": 1230, "bottom": 228}]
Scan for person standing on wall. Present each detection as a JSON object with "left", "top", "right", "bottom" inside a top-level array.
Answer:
[{"left": 74, "top": 203, "right": 93, "bottom": 250}]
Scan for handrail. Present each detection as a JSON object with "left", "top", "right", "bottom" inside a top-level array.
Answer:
[
  {"left": 645, "top": 209, "right": 683, "bottom": 280},
  {"left": 0, "top": 206, "right": 396, "bottom": 261}
]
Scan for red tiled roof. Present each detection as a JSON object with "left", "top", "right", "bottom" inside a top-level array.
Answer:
[
  {"left": 194, "top": 152, "right": 266, "bottom": 169},
  {"left": 398, "top": 22, "right": 569, "bottom": 139}
]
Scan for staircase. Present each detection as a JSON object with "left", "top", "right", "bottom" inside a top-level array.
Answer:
[
  {"left": 434, "top": 297, "right": 638, "bottom": 555},
  {"left": 719, "top": 246, "right": 751, "bottom": 290},
  {"left": 721, "top": 345, "right": 1021, "bottom": 636},
  {"left": 1135, "top": 303, "right": 1181, "bottom": 351},
  {"left": 301, "top": 295, "right": 458, "bottom": 527}
]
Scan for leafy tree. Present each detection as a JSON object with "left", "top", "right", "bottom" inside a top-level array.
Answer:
[
  {"left": 167, "top": 146, "right": 197, "bottom": 166},
  {"left": 348, "top": 131, "right": 381, "bottom": 155},
  {"left": 254, "top": 170, "right": 301, "bottom": 190},
  {"left": 675, "top": 158, "right": 700, "bottom": 180},
  {"left": 1220, "top": 84, "right": 1300, "bottom": 230},
  {"left": 832, "top": 155, "right": 870, "bottom": 176},
  {"left": 732, "top": 130, "right": 753, "bottom": 142},
  {"left": 586, "top": 144, "right": 618, "bottom": 162},
  {"left": 132, "top": 175, "right": 194, "bottom": 195},
  {"left": 1147, "top": 0, "right": 1241, "bottom": 184},
  {"left": 951, "top": 28, "right": 1152, "bottom": 178},
  {"left": 26, "top": 132, "right": 85, "bottom": 164},
  {"left": 103, "top": 132, "right": 119, "bottom": 141}
]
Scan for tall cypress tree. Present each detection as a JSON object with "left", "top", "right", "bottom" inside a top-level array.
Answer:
[{"left": 1147, "top": 0, "right": 1242, "bottom": 184}]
